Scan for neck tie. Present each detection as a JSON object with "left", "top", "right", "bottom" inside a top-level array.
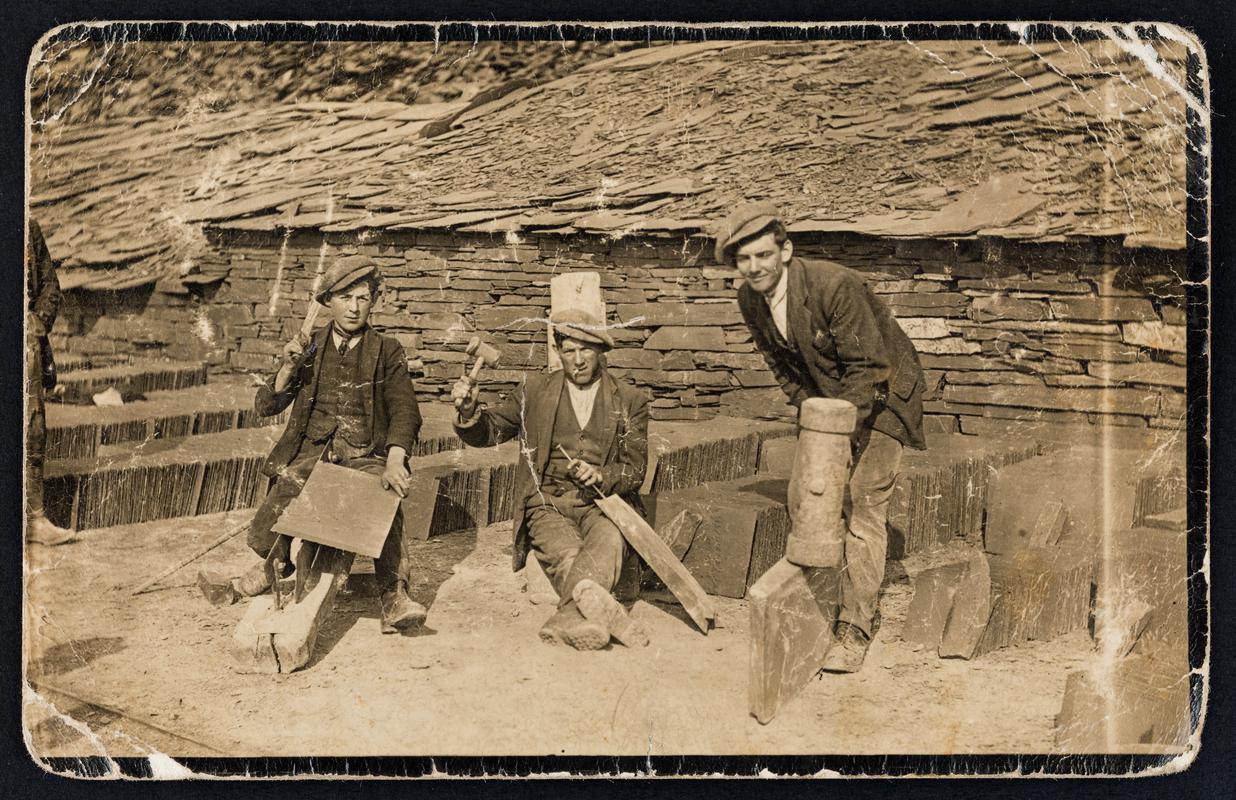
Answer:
[{"left": 335, "top": 326, "right": 355, "bottom": 357}]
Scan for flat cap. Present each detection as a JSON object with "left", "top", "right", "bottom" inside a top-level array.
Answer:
[
  {"left": 713, "top": 201, "right": 783, "bottom": 264},
  {"left": 550, "top": 308, "right": 614, "bottom": 350},
  {"left": 314, "top": 255, "right": 379, "bottom": 304}
]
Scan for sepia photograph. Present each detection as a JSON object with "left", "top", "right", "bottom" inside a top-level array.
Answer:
[{"left": 21, "top": 22, "right": 1207, "bottom": 777}]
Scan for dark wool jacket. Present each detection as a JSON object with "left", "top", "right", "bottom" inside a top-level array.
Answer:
[
  {"left": 27, "top": 221, "right": 62, "bottom": 389},
  {"left": 739, "top": 257, "right": 927, "bottom": 450},
  {"left": 455, "top": 369, "right": 650, "bottom": 571},
  {"left": 255, "top": 324, "right": 422, "bottom": 477}
]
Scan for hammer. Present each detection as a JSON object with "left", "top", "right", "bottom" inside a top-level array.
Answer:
[{"left": 458, "top": 336, "right": 501, "bottom": 407}]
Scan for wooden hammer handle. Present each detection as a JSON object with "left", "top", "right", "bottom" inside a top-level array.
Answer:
[
  {"left": 297, "top": 302, "right": 321, "bottom": 344},
  {"left": 465, "top": 355, "right": 486, "bottom": 383}
]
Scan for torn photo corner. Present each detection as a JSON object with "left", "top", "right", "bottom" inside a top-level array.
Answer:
[{"left": 21, "top": 20, "right": 1208, "bottom": 780}]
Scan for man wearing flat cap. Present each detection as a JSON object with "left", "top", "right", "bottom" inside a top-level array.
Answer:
[
  {"left": 715, "top": 202, "right": 926, "bottom": 673},
  {"left": 451, "top": 309, "right": 651, "bottom": 651},
  {"left": 202, "top": 255, "right": 427, "bottom": 633}
]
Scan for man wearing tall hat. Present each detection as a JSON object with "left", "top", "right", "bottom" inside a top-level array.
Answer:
[
  {"left": 451, "top": 309, "right": 651, "bottom": 651},
  {"left": 26, "top": 219, "right": 76, "bottom": 547},
  {"left": 201, "top": 255, "right": 426, "bottom": 634},
  {"left": 714, "top": 202, "right": 926, "bottom": 673}
]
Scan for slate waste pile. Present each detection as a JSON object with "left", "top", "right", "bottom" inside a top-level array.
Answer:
[
  {"left": 30, "top": 35, "right": 1189, "bottom": 278},
  {"left": 31, "top": 39, "right": 635, "bottom": 126}
]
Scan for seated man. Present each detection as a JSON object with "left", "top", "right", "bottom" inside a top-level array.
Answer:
[
  {"left": 204, "top": 256, "right": 426, "bottom": 634},
  {"left": 26, "top": 219, "right": 75, "bottom": 546},
  {"left": 451, "top": 309, "right": 650, "bottom": 650}
]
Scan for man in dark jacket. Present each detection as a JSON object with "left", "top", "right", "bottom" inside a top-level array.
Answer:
[
  {"left": 452, "top": 309, "right": 650, "bottom": 651},
  {"left": 717, "top": 202, "right": 926, "bottom": 673},
  {"left": 205, "top": 255, "right": 425, "bottom": 633},
  {"left": 26, "top": 219, "right": 75, "bottom": 547}
]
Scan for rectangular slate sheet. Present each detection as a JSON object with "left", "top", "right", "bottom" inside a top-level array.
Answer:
[{"left": 273, "top": 463, "right": 400, "bottom": 558}]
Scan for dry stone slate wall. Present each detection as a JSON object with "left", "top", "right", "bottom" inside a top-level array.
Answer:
[{"left": 50, "top": 228, "right": 1188, "bottom": 434}]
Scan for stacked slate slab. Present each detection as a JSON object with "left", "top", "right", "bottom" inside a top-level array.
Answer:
[
  {"left": 42, "top": 392, "right": 798, "bottom": 538},
  {"left": 905, "top": 443, "right": 1188, "bottom": 661},
  {"left": 643, "top": 432, "right": 1048, "bottom": 599},
  {"left": 54, "top": 359, "right": 208, "bottom": 398},
  {"left": 1054, "top": 511, "right": 1191, "bottom": 752},
  {"left": 42, "top": 402, "right": 465, "bottom": 532},
  {"left": 45, "top": 379, "right": 287, "bottom": 459}
]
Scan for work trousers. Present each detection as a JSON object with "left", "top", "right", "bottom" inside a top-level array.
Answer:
[
  {"left": 836, "top": 429, "right": 904, "bottom": 639},
  {"left": 526, "top": 488, "right": 627, "bottom": 607},
  {"left": 247, "top": 440, "right": 409, "bottom": 594},
  {"left": 25, "top": 340, "right": 45, "bottom": 515}
]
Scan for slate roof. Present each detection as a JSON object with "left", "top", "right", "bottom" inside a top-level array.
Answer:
[{"left": 29, "top": 37, "right": 1194, "bottom": 290}]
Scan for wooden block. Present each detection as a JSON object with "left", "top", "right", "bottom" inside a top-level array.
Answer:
[
  {"left": 231, "top": 595, "right": 282, "bottom": 675},
  {"left": 1055, "top": 655, "right": 1192, "bottom": 752},
  {"left": 231, "top": 546, "right": 355, "bottom": 674},
  {"left": 903, "top": 559, "right": 968, "bottom": 652},
  {"left": 595, "top": 494, "right": 714, "bottom": 633},
  {"left": 939, "top": 553, "right": 993, "bottom": 659},
  {"left": 401, "top": 473, "right": 441, "bottom": 541},
  {"left": 748, "top": 558, "right": 841, "bottom": 724},
  {"left": 273, "top": 464, "right": 400, "bottom": 559}
]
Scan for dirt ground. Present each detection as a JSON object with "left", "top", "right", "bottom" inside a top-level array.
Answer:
[{"left": 24, "top": 510, "right": 1095, "bottom": 761}]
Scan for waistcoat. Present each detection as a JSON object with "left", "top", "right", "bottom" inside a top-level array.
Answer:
[
  {"left": 305, "top": 339, "right": 369, "bottom": 446},
  {"left": 543, "top": 382, "right": 610, "bottom": 490}
]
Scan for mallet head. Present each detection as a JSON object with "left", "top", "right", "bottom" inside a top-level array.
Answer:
[{"left": 466, "top": 338, "right": 501, "bottom": 368}]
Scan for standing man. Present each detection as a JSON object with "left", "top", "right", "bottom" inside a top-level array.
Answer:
[
  {"left": 202, "top": 255, "right": 426, "bottom": 634},
  {"left": 26, "top": 219, "right": 75, "bottom": 547},
  {"left": 715, "top": 203, "right": 926, "bottom": 673},
  {"left": 451, "top": 309, "right": 650, "bottom": 651}
]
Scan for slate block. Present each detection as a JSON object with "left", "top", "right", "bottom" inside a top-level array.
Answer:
[
  {"left": 974, "top": 546, "right": 1093, "bottom": 656},
  {"left": 985, "top": 447, "right": 1140, "bottom": 556},
  {"left": 904, "top": 559, "right": 968, "bottom": 652},
  {"left": 648, "top": 475, "right": 791, "bottom": 598},
  {"left": 938, "top": 553, "right": 993, "bottom": 659},
  {"left": 642, "top": 326, "right": 729, "bottom": 351},
  {"left": 1055, "top": 655, "right": 1192, "bottom": 752},
  {"left": 1093, "top": 526, "right": 1188, "bottom": 659},
  {"left": 748, "top": 559, "right": 842, "bottom": 724}
]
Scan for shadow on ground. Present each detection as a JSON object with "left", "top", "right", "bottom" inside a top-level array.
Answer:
[
  {"left": 28, "top": 636, "right": 127, "bottom": 678},
  {"left": 304, "top": 528, "right": 479, "bottom": 669}
]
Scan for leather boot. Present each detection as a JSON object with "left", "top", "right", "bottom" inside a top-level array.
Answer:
[
  {"left": 539, "top": 601, "right": 608, "bottom": 650},
  {"left": 27, "top": 512, "right": 76, "bottom": 547},
  {"left": 235, "top": 561, "right": 273, "bottom": 597},
  {"left": 380, "top": 582, "right": 427, "bottom": 634},
  {"left": 573, "top": 579, "right": 648, "bottom": 648},
  {"left": 613, "top": 550, "right": 641, "bottom": 604}
]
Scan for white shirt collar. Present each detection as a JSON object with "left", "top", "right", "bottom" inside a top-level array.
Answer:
[
  {"left": 765, "top": 267, "right": 789, "bottom": 309},
  {"left": 330, "top": 327, "right": 363, "bottom": 352},
  {"left": 565, "top": 378, "right": 601, "bottom": 428},
  {"left": 764, "top": 267, "right": 790, "bottom": 339}
]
